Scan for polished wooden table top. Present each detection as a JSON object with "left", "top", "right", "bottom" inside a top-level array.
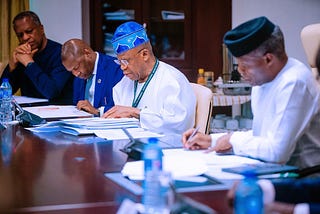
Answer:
[{"left": 0, "top": 125, "right": 232, "bottom": 214}]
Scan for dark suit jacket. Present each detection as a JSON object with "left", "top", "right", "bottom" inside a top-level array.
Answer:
[
  {"left": 73, "top": 53, "right": 123, "bottom": 112},
  {"left": 2, "top": 39, "right": 74, "bottom": 104},
  {"left": 273, "top": 178, "right": 320, "bottom": 214}
]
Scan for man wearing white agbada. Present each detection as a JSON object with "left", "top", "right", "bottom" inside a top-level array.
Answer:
[
  {"left": 182, "top": 16, "right": 320, "bottom": 169},
  {"left": 103, "top": 21, "right": 196, "bottom": 135}
]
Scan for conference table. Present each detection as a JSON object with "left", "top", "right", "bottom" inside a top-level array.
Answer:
[{"left": 0, "top": 124, "right": 232, "bottom": 214}]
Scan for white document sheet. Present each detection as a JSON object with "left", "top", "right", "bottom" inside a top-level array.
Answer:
[
  {"left": 94, "top": 128, "right": 164, "bottom": 140},
  {"left": 121, "top": 154, "right": 208, "bottom": 180},
  {"left": 23, "top": 105, "right": 93, "bottom": 119},
  {"left": 122, "top": 148, "right": 263, "bottom": 180},
  {"left": 13, "top": 95, "right": 48, "bottom": 104}
]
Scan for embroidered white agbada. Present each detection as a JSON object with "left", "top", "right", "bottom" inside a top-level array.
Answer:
[
  {"left": 212, "top": 58, "right": 320, "bottom": 168},
  {"left": 113, "top": 61, "right": 196, "bottom": 135}
]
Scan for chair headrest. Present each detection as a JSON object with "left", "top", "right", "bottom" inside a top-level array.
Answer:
[{"left": 301, "top": 23, "right": 320, "bottom": 69}]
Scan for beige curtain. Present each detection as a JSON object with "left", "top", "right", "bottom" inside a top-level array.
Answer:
[{"left": 0, "top": 0, "right": 29, "bottom": 75}]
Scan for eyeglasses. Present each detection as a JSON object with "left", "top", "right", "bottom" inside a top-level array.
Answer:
[
  {"left": 114, "top": 59, "right": 129, "bottom": 66},
  {"left": 114, "top": 48, "right": 145, "bottom": 66}
]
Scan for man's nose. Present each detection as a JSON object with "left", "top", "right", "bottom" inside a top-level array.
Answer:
[
  {"left": 21, "top": 33, "right": 30, "bottom": 42},
  {"left": 72, "top": 70, "right": 81, "bottom": 77}
]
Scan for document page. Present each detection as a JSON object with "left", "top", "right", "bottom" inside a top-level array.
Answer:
[
  {"left": 23, "top": 105, "right": 93, "bottom": 119},
  {"left": 94, "top": 128, "right": 164, "bottom": 141},
  {"left": 13, "top": 95, "right": 48, "bottom": 105}
]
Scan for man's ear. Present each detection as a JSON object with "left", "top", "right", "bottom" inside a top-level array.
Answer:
[
  {"left": 141, "top": 48, "right": 150, "bottom": 61},
  {"left": 264, "top": 52, "right": 273, "bottom": 64}
]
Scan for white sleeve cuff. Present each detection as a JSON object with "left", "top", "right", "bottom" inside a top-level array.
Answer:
[
  {"left": 294, "top": 203, "right": 309, "bottom": 214},
  {"left": 257, "top": 179, "right": 275, "bottom": 205},
  {"left": 210, "top": 133, "right": 227, "bottom": 147},
  {"left": 99, "top": 106, "right": 105, "bottom": 116}
]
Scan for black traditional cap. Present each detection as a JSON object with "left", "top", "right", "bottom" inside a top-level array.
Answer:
[{"left": 223, "top": 16, "right": 275, "bottom": 57}]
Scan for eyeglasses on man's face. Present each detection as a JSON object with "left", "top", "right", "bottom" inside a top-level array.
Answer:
[
  {"left": 114, "top": 59, "right": 129, "bottom": 66},
  {"left": 114, "top": 48, "right": 145, "bottom": 66}
]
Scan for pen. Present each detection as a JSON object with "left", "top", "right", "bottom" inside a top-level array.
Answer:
[{"left": 187, "top": 126, "right": 200, "bottom": 143}]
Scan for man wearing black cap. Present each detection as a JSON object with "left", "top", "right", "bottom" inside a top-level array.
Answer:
[
  {"left": 103, "top": 21, "right": 196, "bottom": 135},
  {"left": 182, "top": 16, "right": 320, "bottom": 169}
]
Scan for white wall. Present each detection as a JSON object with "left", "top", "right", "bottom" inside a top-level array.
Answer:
[
  {"left": 232, "top": 0, "right": 320, "bottom": 66},
  {"left": 29, "top": 0, "right": 82, "bottom": 44}
]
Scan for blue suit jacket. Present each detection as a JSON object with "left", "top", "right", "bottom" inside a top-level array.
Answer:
[
  {"left": 273, "top": 178, "right": 320, "bottom": 213},
  {"left": 73, "top": 53, "right": 123, "bottom": 112}
]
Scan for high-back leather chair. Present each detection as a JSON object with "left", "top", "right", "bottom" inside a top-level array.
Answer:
[
  {"left": 300, "top": 23, "right": 320, "bottom": 82},
  {"left": 190, "top": 83, "right": 213, "bottom": 134}
]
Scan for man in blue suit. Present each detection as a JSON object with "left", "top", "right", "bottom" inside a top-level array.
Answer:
[{"left": 61, "top": 39, "right": 123, "bottom": 116}]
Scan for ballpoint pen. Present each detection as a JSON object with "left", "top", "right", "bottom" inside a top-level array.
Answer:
[{"left": 187, "top": 126, "right": 200, "bottom": 143}]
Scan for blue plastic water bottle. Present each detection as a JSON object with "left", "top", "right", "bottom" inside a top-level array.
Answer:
[
  {"left": 234, "top": 171, "right": 263, "bottom": 214},
  {"left": 0, "top": 78, "right": 13, "bottom": 124},
  {"left": 142, "top": 137, "right": 166, "bottom": 213}
]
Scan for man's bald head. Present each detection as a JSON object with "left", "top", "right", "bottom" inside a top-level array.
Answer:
[
  {"left": 61, "top": 39, "right": 96, "bottom": 79},
  {"left": 61, "top": 38, "right": 93, "bottom": 62}
]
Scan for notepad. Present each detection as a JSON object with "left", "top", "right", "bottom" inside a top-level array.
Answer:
[{"left": 222, "top": 163, "right": 298, "bottom": 176}]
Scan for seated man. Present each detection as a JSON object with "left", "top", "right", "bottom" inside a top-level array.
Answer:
[
  {"left": 182, "top": 16, "right": 320, "bottom": 169},
  {"left": 227, "top": 39, "right": 320, "bottom": 214},
  {"left": 1, "top": 11, "right": 73, "bottom": 104},
  {"left": 103, "top": 21, "right": 196, "bottom": 135},
  {"left": 61, "top": 39, "right": 123, "bottom": 115},
  {"left": 227, "top": 178, "right": 320, "bottom": 214}
]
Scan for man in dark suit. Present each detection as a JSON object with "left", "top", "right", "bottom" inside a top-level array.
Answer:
[
  {"left": 1, "top": 11, "right": 74, "bottom": 104},
  {"left": 61, "top": 39, "right": 123, "bottom": 116}
]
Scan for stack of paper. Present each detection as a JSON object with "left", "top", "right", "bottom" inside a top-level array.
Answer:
[
  {"left": 27, "top": 117, "right": 141, "bottom": 136},
  {"left": 104, "top": 10, "right": 134, "bottom": 20},
  {"left": 161, "top": 10, "right": 185, "bottom": 20},
  {"left": 25, "top": 118, "right": 164, "bottom": 142}
]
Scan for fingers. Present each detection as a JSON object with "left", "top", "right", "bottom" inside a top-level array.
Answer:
[
  {"left": 15, "top": 43, "right": 32, "bottom": 54},
  {"left": 182, "top": 128, "right": 194, "bottom": 144},
  {"left": 227, "top": 181, "right": 239, "bottom": 208},
  {"left": 76, "top": 100, "right": 95, "bottom": 113},
  {"left": 102, "top": 105, "right": 136, "bottom": 118},
  {"left": 102, "top": 106, "right": 116, "bottom": 118},
  {"left": 182, "top": 128, "right": 196, "bottom": 148}
]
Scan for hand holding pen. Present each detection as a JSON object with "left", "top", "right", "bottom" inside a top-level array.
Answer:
[{"left": 182, "top": 126, "right": 212, "bottom": 150}]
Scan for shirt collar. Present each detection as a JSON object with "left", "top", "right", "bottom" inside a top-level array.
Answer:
[{"left": 92, "top": 52, "right": 99, "bottom": 75}]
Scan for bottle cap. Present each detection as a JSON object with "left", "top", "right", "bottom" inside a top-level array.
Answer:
[
  {"left": 148, "top": 137, "right": 158, "bottom": 144},
  {"left": 198, "top": 68, "right": 204, "bottom": 74}
]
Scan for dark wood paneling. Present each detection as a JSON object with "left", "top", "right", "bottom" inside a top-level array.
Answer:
[{"left": 88, "top": 0, "right": 231, "bottom": 83}]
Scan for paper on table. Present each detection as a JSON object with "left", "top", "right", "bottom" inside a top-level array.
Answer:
[
  {"left": 26, "top": 117, "right": 141, "bottom": 136},
  {"left": 23, "top": 105, "right": 92, "bottom": 119},
  {"left": 13, "top": 95, "right": 48, "bottom": 104},
  {"left": 62, "top": 117, "right": 139, "bottom": 129},
  {"left": 162, "top": 148, "right": 262, "bottom": 180},
  {"left": 121, "top": 154, "right": 208, "bottom": 180},
  {"left": 94, "top": 128, "right": 164, "bottom": 140},
  {"left": 163, "top": 148, "right": 261, "bottom": 167}
]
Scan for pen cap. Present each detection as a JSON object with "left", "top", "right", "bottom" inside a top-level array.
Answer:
[{"left": 143, "top": 138, "right": 163, "bottom": 172}]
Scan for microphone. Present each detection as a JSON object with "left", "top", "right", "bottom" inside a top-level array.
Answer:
[
  {"left": 119, "top": 128, "right": 146, "bottom": 160},
  {"left": 12, "top": 99, "right": 46, "bottom": 127}
]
